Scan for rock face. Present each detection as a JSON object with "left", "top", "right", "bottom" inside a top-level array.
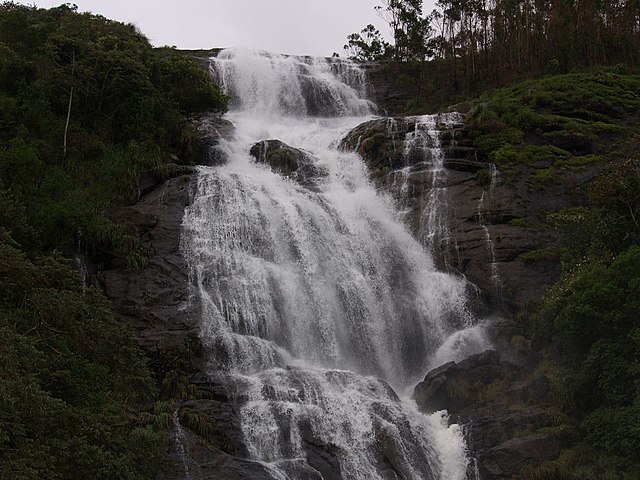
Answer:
[
  {"left": 186, "top": 112, "right": 235, "bottom": 166},
  {"left": 358, "top": 62, "right": 458, "bottom": 116},
  {"left": 103, "top": 164, "right": 200, "bottom": 354},
  {"left": 250, "top": 139, "right": 327, "bottom": 189},
  {"left": 339, "top": 115, "right": 598, "bottom": 309},
  {"left": 413, "top": 350, "right": 514, "bottom": 414},
  {"left": 414, "top": 350, "right": 560, "bottom": 479},
  {"left": 357, "top": 63, "right": 421, "bottom": 116}
]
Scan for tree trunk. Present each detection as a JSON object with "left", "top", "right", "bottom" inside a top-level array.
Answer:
[{"left": 63, "top": 49, "right": 75, "bottom": 159}]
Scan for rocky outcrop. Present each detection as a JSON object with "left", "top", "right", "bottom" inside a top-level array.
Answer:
[
  {"left": 339, "top": 115, "right": 598, "bottom": 308},
  {"left": 413, "top": 350, "right": 515, "bottom": 414},
  {"left": 101, "top": 112, "right": 235, "bottom": 356},
  {"left": 414, "top": 350, "right": 561, "bottom": 479},
  {"left": 359, "top": 61, "right": 457, "bottom": 116},
  {"left": 186, "top": 112, "right": 235, "bottom": 166},
  {"left": 103, "top": 164, "right": 200, "bottom": 354},
  {"left": 250, "top": 139, "right": 327, "bottom": 189}
]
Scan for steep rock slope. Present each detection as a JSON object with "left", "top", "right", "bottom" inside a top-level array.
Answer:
[
  {"left": 101, "top": 116, "right": 283, "bottom": 479},
  {"left": 339, "top": 115, "right": 595, "bottom": 309}
]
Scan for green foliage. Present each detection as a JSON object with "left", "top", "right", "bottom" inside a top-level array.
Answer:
[
  {"left": 530, "top": 167, "right": 559, "bottom": 186},
  {"left": 519, "top": 247, "right": 564, "bottom": 263},
  {"left": 487, "top": 73, "right": 640, "bottom": 476},
  {"left": 0, "top": 226, "right": 168, "bottom": 478},
  {"left": 466, "top": 71, "right": 640, "bottom": 216},
  {"left": 470, "top": 73, "right": 640, "bottom": 167},
  {"left": 0, "top": 3, "right": 230, "bottom": 477},
  {"left": 475, "top": 168, "right": 492, "bottom": 188},
  {"left": 154, "top": 53, "right": 228, "bottom": 114},
  {"left": 344, "top": 24, "right": 391, "bottom": 61},
  {"left": 508, "top": 217, "right": 528, "bottom": 227},
  {"left": 0, "top": 2, "right": 227, "bottom": 258},
  {"left": 161, "top": 370, "right": 199, "bottom": 401},
  {"left": 527, "top": 246, "right": 640, "bottom": 475}
]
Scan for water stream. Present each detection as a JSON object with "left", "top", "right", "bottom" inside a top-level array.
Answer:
[{"left": 181, "top": 48, "right": 480, "bottom": 479}]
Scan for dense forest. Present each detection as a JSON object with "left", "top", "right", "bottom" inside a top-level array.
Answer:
[
  {"left": 345, "top": 0, "right": 640, "bottom": 100},
  {"left": 0, "top": 2, "right": 226, "bottom": 478}
]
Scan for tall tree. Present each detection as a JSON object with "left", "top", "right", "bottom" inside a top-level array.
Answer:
[{"left": 344, "top": 24, "right": 391, "bottom": 60}]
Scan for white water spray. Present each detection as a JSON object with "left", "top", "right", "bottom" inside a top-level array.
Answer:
[{"left": 182, "top": 48, "right": 477, "bottom": 479}]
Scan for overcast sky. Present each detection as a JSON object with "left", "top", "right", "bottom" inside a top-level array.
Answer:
[{"left": 17, "top": 1, "right": 439, "bottom": 57}]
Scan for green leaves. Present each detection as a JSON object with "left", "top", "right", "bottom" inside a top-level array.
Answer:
[
  {"left": 344, "top": 24, "right": 392, "bottom": 61},
  {"left": 155, "top": 53, "right": 228, "bottom": 114},
  {"left": 529, "top": 247, "right": 640, "bottom": 469},
  {"left": 0, "top": 228, "right": 165, "bottom": 479},
  {"left": 0, "top": 5, "right": 232, "bottom": 477}
]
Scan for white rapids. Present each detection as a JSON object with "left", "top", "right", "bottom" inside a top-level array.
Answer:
[{"left": 181, "top": 48, "right": 479, "bottom": 480}]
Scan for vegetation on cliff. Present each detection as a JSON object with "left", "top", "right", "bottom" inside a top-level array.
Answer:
[
  {"left": 0, "top": 2, "right": 226, "bottom": 477},
  {"left": 464, "top": 72, "right": 640, "bottom": 478}
]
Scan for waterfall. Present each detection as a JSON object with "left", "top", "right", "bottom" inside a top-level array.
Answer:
[
  {"left": 182, "top": 48, "right": 477, "bottom": 479},
  {"left": 477, "top": 165, "right": 501, "bottom": 291}
]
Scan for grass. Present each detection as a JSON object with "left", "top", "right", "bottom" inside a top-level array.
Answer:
[{"left": 467, "top": 72, "right": 640, "bottom": 173}]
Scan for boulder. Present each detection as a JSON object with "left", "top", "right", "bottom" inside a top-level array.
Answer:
[
  {"left": 413, "top": 350, "right": 510, "bottom": 414},
  {"left": 481, "top": 434, "right": 561, "bottom": 479},
  {"left": 250, "top": 139, "right": 327, "bottom": 189}
]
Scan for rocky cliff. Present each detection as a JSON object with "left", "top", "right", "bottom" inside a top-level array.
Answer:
[
  {"left": 338, "top": 114, "right": 598, "bottom": 311},
  {"left": 99, "top": 110, "right": 571, "bottom": 479},
  {"left": 99, "top": 115, "right": 288, "bottom": 479},
  {"left": 336, "top": 108, "right": 604, "bottom": 478}
]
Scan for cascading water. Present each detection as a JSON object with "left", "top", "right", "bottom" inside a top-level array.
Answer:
[
  {"left": 182, "top": 48, "right": 478, "bottom": 479},
  {"left": 401, "top": 114, "right": 463, "bottom": 267},
  {"left": 477, "top": 165, "right": 501, "bottom": 291}
]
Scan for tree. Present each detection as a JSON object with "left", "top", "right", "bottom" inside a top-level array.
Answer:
[
  {"left": 344, "top": 24, "right": 391, "bottom": 61},
  {"left": 375, "top": 0, "right": 429, "bottom": 61}
]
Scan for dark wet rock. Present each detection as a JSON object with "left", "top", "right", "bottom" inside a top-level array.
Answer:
[
  {"left": 358, "top": 62, "right": 422, "bottom": 116},
  {"left": 468, "top": 410, "right": 553, "bottom": 453},
  {"left": 250, "top": 139, "right": 327, "bottom": 189},
  {"left": 101, "top": 161, "right": 286, "bottom": 479},
  {"left": 297, "top": 420, "right": 343, "bottom": 480},
  {"left": 413, "top": 350, "right": 559, "bottom": 480},
  {"left": 443, "top": 157, "right": 487, "bottom": 172},
  {"left": 338, "top": 116, "right": 466, "bottom": 178},
  {"left": 135, "top": 163, "right": 195, "bottom": 199},
  {"left": 179, "top": 399, "right": 248, "bottom": 457},
  {"left": 339, "top": 115, "right": 600, "bottom": 309},
  {"left": 190, "top": 372, "right": 232, "bottom": 403},
  {"left": 103, "top": 168, "right": 200, "bottom": 355},
  {"left": 186, "top": 112, "right": 235, "bottom": 166},
  {"left": 482, "top": 434, "right": 561, "bottom": 479},
  {"left": 299, "top": 75, "right": 350, "bottom": 117},
  {"left": 161, "top": 424, "right": 280, "bottom": 480},
  {"left": 413, "top": 350, "right": 511, "bottom": 414},
  {"left": 271, "top": 460, "right": 324, "bottom": 480}
]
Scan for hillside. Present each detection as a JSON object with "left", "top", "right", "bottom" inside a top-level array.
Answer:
[{"left": 0, "top": 3, "right": 226, "bottom": 478}]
